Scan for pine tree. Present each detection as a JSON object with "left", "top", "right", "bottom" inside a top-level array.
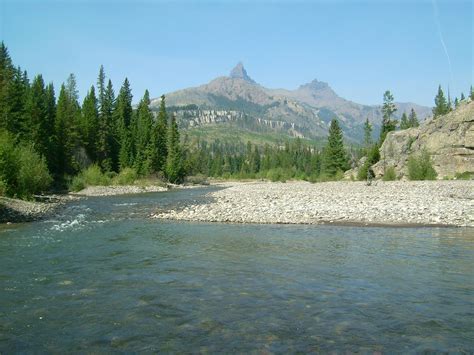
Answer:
[
  {"left": 433, "top": 85, "right": 449, "bottom": 118},
  {"left": 447, "top": 88, "right": 452, "bottom": 112},
  {"left": 44, "top": 83, "right": 57, "bottom": 172},
  {"left": 408, "top": 108, "right": 419, "bottom": 128},
  {"left": 95, "top": 67, "right": 118, "bottom": 171},
  {"left": 454, "top": 97, "right": 459, "bottom": 108},
  {"left": 25, "top": 75, "right": 48, "bottom": 154},
  {"left": 379, "top": 90, "right": 397, "bottom": 143},
  {"left": 134, "top": 90, "right": 153, "bottom": 175},
  {"left": 55, "top": 85, "right": 72, "bottom": 177},
  {"left": 165, "top": 113, "right": 183, "bottom": 182},
  {"left": 80, "top": 86, "right": 99, "bottom": 161},
  {"left": 0, "top": 42, "right": 15, "bottom": 131},
  {"left": 115, "top": 78, "right": 133, "bottom": 170},
  {"left": 25, "top": 75, "right": 56, "bottom": 172},
  {"left": 249, "top": 145, "right": 260, "bottom": 174},
  {"left": 54, "top": 77, "right": 81, "bottom": 177},
  {"left": 460, "top": 92, "right": 465, "bottom": 101},
  {"left": 152, "top": 95, "right": 168, "bottom": 172},
  {"left": 4, "top": 67, "right": 29, "bottom": 136},
  {"left": 399, "top": 111, "right": 409, "bottom": 130},
  {"left": 470, "top": 86, "right": 474, "bottom": 100},
  {"left": 363, "top": 117, "right": 372, "bottom": 148},
  {"left": 323, "top": 118, "right": 348, "bottom": 177}
]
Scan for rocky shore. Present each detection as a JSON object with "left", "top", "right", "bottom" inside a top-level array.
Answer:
[
  {"left": 0, "top": 195, "right": 76, "bottom": 223},
  {"left": 152, "top": 181, "right": 474, "bottom": 227},
  {"left": 71, "top": 185, "right": 168, "bottom": 197}
]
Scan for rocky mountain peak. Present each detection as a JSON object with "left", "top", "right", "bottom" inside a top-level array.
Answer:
[
  {"left": 299, "top": 79, "right": 331, "bottom": 91},
  {"left": 229, "top": 62, "right": 256, "bottom": 84}
]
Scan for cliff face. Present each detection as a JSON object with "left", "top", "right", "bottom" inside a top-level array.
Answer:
[{"left": 373, "top": 101, "right": 474, "bottom": 179}]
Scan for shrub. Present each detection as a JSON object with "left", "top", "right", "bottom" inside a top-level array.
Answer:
[
  {"left": 0, "top": 130, "right": 19, "bottom": 196},
  {"left": 16, "top": 145, "right": 52, "bottom": 198},
  {"left": 69, "top": 164, "right": 111, "bottom": 192},
  {"left": 0, "top": 131, "right": 52, "bottom": 198},
  {"left": 383, "top": 166, "right": 397, "bottom": 181},
  {"left": 82, "top": 164, "right": 111, "bottom": 186},
  {"left": 70, "top": 175, "right": 85, "bottom": 192},
  {"left": 357, "top": 144, "right": 380, "bottom": 181},
  {"left": 113, "top": 167, "right": 138, "bottom": 185},
  {"left": 266, "top": 168, "right": 288, "bottom": 182},
  {"left": 407, "top": 150, "right": 437, "bottom": 180}
]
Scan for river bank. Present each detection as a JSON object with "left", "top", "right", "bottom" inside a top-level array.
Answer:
[
  {"left": 0, "top": 195, "right": 78, "bottom": 223},
  {"left": 152, "top": 180, "right": 474, "bottom": 227}
]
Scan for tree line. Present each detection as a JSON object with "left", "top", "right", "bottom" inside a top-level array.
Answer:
[
  {"left": 0, "top": 42, "right": 187, "bottom": 197},
  {"left": 0, "top": 42, "right": 351, "bottom": 197},
  {"left": 183, "top": 118, "right": 349, "bottom": 182}
]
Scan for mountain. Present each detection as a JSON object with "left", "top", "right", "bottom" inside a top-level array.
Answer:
[{"left": 150, "top": 63, "right": 432, "bottom": 144}]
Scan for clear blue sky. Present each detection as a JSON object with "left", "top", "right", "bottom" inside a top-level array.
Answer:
[{"left": 1, "top": 0, "right": 472, "bottom": 106}]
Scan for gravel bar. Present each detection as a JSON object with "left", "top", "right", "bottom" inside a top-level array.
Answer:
[{"left": 151, "top": 181, "right": 474, "bottom": 227}]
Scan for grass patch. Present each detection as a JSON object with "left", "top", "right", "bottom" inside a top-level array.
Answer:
[{"left": 383, "top": 166, "right": 397, "bottom": 181}]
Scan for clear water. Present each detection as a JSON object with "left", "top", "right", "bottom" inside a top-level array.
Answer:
[{"left": 1, "top": 188, "right": 473, "bottom": 352}]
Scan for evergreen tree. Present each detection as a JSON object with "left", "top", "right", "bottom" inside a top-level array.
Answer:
[
  {"left": 323, "top": 118, "right": 348, "bottom": 177},
  {"left": 55, "top": 85, "right": 72, "bottom": 177},
  {"left": 165, "top": 113, "right": 183, "bottom": 182},
  {"left": 408, "top": 108, "right": 419, "bottom": 128},
  {"left": 25, "top": 75, "right": 48, "bottom": 155},
  {"left": 152, "top": 95, "right": 168, "bottom": 172},
  {"left": 80, "top": 86, "right": 99, "bottom": 161},
  {"left": 100, "top": 79, "right": 116, "bottom": 171},
  {"left": 399, "top": 111, "right": 409, "bottom": 130},
  {"left": 0, "top": 42, "right": 15, "bottom": 131},
  {"left": 470, "top": 85, "right": 474, "bottom": 100},
  {"left": 4, "top": 67, "right": 29, "bottom": 136},
  {"left": 115, "top": 78, "right": 133, "bottom": 170},
  {"left": 379, "top": 90, "right": 397, "bottom": 143},
  {"left": 460, "top": 92, "right": 465, "bottom": 101},
  {"left": 433, "top": 85, "right": 449, "bottom": 118},
  {"left": 249, "top": 145, "right": 260, "bottom": 174},
  {"left": 55, "top": 77, "right": 81, "bottom": 177},
  {"left": 454, "top": 97, "right": 459, "bottom": 108},
  {"left": 447, "top": 88, "right": 452, "bottom": 112},
  {"left": 44, "top": 83, "right": 57, "bottom": 172},
  {"left": 363, "top": 117, "right": 372, "bottom": 148},
  {"left": 134, "top": 90, "right": 154, "bottom": 174}
]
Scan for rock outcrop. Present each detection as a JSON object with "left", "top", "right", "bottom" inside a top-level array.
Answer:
[{"left": 372, "top": 101, "right": 474, "bottom": 179}]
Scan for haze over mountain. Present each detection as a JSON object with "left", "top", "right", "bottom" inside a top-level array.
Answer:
[{"left": 150, "top": 63, "right": 432, "bottom": 144}]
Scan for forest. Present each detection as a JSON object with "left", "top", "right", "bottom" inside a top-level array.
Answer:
[
  {"left": 0, "top": 42, "right": 351, "bottom": 199},
  {"left": 0, "top": 42, "right": 470, "bottom": 199}
]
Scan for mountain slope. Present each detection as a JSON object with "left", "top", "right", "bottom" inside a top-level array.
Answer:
[{"left": 150, "top": 63, "right": 432, "bottom": 144}]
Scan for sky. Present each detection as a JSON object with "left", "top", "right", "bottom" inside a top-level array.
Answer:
[{"left": 1, "top": 0, "right": 472, "bottom": 106}]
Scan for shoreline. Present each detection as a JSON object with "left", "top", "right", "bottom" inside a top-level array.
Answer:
[
  {"left": 0, "top": 195, "right": 78, "bottom": 224},
  {"left": 152, "top": 180, "right": 474, "bottom": 228}
]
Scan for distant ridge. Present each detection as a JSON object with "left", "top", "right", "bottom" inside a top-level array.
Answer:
[{"left": 150, "top": 63, "right": 432, "bottom": 144}]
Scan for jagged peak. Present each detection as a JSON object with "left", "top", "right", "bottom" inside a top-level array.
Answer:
[
  {"left": 299, "top": 79, "right": 330, "bottom": 91},
  {"left": 229, "top": 62, "right": 256, "bottom": 84}
]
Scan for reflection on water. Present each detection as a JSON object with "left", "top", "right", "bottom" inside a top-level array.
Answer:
[{"left": 0, "top": 188, "right": 473, "bottom": 352}]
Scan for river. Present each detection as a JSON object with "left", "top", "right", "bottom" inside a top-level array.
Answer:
[{"left": 1, "top": 188, "right": 473, "bottom": 352}]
